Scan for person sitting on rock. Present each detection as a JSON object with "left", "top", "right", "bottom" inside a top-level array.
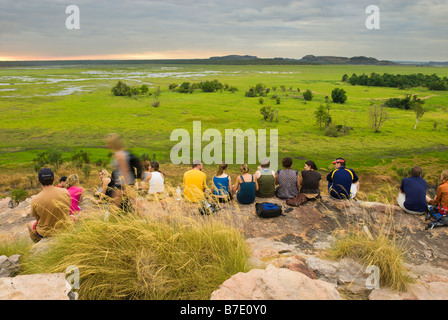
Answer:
[
  {"left": 27, "top": 168, "right": 71, "bottom": 243},
  {"left": 397, "top": 166, "right": 428, "bottom": 215},
  {"left": 427, "top": 170, "right": 448, "bottom": 208},
  {"left": 327, "top": 158, "right": 359, "bottom": 200},
  {"left": 254, "top": 159, "right": 276, "bottom": 198}
]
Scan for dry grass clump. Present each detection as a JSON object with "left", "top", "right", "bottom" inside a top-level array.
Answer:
[
  {"left": 20, "top": 201, "right": 250, "bottom": 300},
  {"left": 324, "top": 203, "right": 415, "bottom": 292}
]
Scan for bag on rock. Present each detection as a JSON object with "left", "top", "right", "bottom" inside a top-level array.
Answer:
[
  {"left": 255, "top": 202, "right": 283, "bottom": 218},
  {"left": 286, "top": 193, "right": 308, "bottom": 207}
]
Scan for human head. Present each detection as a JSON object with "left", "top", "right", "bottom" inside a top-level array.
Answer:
[
  {"left": 332, "top": 157, "right": 346, "bottom": 168},
  {"left": 192, "top": 160, "right": 203, "bottom": 170},
  {"left": 143, "top": 161, "right": 150, "bottom": 172},
  {"left": 59, "top": 176, "right": 68, "bottom": 187},
  {"left": 260, "top": 158, "right": 270, "bottom": 169},
  {"left": 98, "top": 169, "right": 110, "bottom": 180},
  {"left": 106, "top": 133, "right": 125, "bottom": 152},
  {"left": 441, "top": 170, "right": 448, "bottom": 182},
  {"left": 67, "top": 174, "right": 79, "bottom": 187},
  {"left": 282, "top": 157, "right": 293, "bottom": 169},
  {"left": 150, "top": 161, "right": 160, "bottom": 172},
  {"left": 216, "top": 163, "right": 228, "bottom": 176},
  {"left": 38, "top": 168, "right": 54, "bottom": 186},
  {"left": 410, "top": 166, "right": 422, "bottom": 177},
  {"left": 240, "top": 164, "right": 250, "bottom": 174},
  {"left": 305, "top": 160, "right": 317, "bottom": 171}
]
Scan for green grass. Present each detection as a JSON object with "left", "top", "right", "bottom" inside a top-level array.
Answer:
[
  {"left": 1, "top": 64, "right": 448, "bottom": 174},
  {"left": 20, "top": 208, "right": 250, "bottom": 300}
]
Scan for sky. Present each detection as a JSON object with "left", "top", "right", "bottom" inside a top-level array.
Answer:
[{"left": 0, "top": 0, "right": 447, "bottom": 61}]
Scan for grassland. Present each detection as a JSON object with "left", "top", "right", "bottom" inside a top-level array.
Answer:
[{"left": 1, "top": 63, "right": 448, "bottom": 200}]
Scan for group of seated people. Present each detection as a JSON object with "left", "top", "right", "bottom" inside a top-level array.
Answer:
[
  {"left": 26, "top": 158, "right": 448, "bottom": 243},
  {"left": 398, "top": 166, "right": 448, "bottom": 215},
  {"left": 182, "top": 157, "right": 323, "bottom": 205}
]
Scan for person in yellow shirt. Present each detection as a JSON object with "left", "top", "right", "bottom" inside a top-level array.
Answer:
[{"left": 183, "top": 161, "right": 207, "bottom": 202}]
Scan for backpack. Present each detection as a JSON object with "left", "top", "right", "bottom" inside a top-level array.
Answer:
[
  {"left": 425, "top": 205, "right": 448, "bottom": 230},
  {"left": 255, "top": 202, "right": 283, "bottom": 218},
  {"left": 128, "top": 152, "right": 143, "bottom": 180}
]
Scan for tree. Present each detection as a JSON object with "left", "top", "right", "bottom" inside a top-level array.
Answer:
[
  {"left": 369, "top": 103, "right": 389, "bottom": 133},
  {"left": 314, "top": 104, "right": 332, "bottom": 130},
  {"left": 303, "top": 89, "right": 313, "bottom": 101},
  {"left": 111, "top": 81, "right": 131, "bottom": 96},
  {"left": 331, "top": 88, "right": 347, "bottom": 103},
  {"left": 411, "top": 96, "right": 426, "bottom": 129}
]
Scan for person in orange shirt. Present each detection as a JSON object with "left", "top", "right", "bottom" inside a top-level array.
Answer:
[
  {"left": 428, "top": 170, "right": 448, "bottom": 208},
  {"left": 183, "top": 161, "right": 208, "bottom": 202}
]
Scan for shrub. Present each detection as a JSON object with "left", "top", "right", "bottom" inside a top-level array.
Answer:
[
  {"left": 111, "top": 81, "right": 131, "bottom": 96},
  {"left": 72, "top": 150, "right": 91, "bottom": 169},
  {"left": 21, "top": 212, "right": 250, "bottom": 300},
  {"left": 11, "top": 188, "right": 28, "bottom": 206},
  {"left": 331, "top": 88, "right": 347, "bottom": 103},
  {"left": 260, "top": 106, "right": 279, "bottom": 122},
  {"left": 303, "top": 89, "right": 313, "bottom": 101}
]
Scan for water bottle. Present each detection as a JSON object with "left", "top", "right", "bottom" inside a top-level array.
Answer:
[{"left": 176, "top": 186, "right": 182, "bottom": 201}]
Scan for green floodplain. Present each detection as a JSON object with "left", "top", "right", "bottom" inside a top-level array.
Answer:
[{"left": 1, "top": 63, "right": 448, "bottom": 191}]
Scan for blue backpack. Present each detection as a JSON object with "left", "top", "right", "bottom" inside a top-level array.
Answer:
[{"left": 256, "top": 202, "right": 283, "bottom": 218}]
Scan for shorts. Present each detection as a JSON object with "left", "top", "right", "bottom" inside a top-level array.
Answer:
[{"left": 32, "top": 222, "right": 44, "bottom": 238}]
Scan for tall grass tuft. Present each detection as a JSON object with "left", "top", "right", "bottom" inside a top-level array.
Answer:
[
  {"left": 324, "top": 202, "right": 415, "bottom": 292},
  {"left": 20, "top": 207, "right": 250, "bottom": 300}
]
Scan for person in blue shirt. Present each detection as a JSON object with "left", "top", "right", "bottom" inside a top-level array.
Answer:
[
  {"left": 327, "top": 158, "right": 359, "bottom": 200},
  {"left": 397, "top": 166, "right": 428, "bottom": 215}
]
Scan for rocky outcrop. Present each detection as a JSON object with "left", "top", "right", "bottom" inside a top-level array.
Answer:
[
  {"left": 0, "top": 255, "right": 20, "bottom": 278},
  {"left": 210, "top": 264, "right": 342, "bottom": 300},
  {"left": 0, "top": 273, "right": 77, "bottom": 300}
]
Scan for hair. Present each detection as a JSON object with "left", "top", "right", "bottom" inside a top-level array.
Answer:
[
  {"left": 260, "top": 160, "right": 270, "bottom": 168},
  {"left": 240, "top": 164, "right": 250, "bottom": 174},
  {"left": 305, "top": 160, "right": 318, "bottom": 171},
  {"left": 150, "top": 161, "right": 160, "bottom": 172},
  {"left": 143, "top": 161, "right": 150, "bottom": 171},
  {"left": 282, "top": 157, "right": 293, "bottom": 168},
  {"left": 40, "top": 178, "right": 54, "bottom": 186},
  {"left": 410, "top": 166, "right": 422, "bottom": 177},
  {"left": 106, "top": 133, "right": 125, "bottom": 151},
  {"left": 192, "top": 160, "right": 202, "bottom": 168},
  {"left": 67, "top": 174, "right": 79, "bottom": 187},
  {"left": 216, "top": 163, "right": 228, "bottom": 176},
  {"left": 441, "top": 170, "right": 448, "bottom": 182},
  {"left": 98, "top": 169, "right": 110, "bottom": 179}
]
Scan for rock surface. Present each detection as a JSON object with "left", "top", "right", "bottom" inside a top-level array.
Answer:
[
  {"left": 210, "top": 264, "right": 342, "bottom": 300},
  {"left": 0, "top": 273, "right": 75, "bottom": 300}
]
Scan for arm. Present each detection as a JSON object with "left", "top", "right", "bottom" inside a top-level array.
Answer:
[
  {"left": 254, "top": 176, "right": 259, "bottom": 191},
  {"left": 297, "top": 172, "right": 302, "bottom": 191},
  {"left": 116, "top": 152, "right": 131, "bottom": 185},
  {"left": 233, "top": 176, "right": 240, "bottom": 193},
  {"left": 228, "top": 176, "right": 233, "bottom": 196},
  {"left": 275, "top": 172, "right": 279, "bottom": 185}
]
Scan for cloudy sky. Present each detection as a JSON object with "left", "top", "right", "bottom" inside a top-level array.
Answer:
[{"left": 0, "top": 0, "right": 447, "bottom": 61}]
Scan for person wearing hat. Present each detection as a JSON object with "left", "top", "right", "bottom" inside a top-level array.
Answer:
[
  {"left": 254, "top": 158, "right": 276, "bottom": 198},
  {"left": 327, "top": 158, "right": 359, "bottom": 200},
  {"left": 27, "top": 168, "right": 71, "bottom": 242}
]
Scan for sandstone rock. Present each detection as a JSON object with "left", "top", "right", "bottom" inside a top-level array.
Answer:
[
  {"left": 306, "top": 256, "right": 368, "bottom": 293},
  {"left": 0, "top": 255, "right": 21, "bottom": 278},
  {"left": 0, "top": 273, "right": 74, "bottom": 300},
  {"left": 211, "top": 264, "right": 342, "bottom": 300},
  {"left": 269, "top": 255, "right": 317, "bottom": 279}
]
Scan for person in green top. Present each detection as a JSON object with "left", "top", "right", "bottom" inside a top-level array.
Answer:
[{"left": 254, "top": 159, "right": 276, "bottom": 198}]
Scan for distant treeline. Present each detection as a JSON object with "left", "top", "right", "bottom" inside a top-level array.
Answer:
[
  {"left": 342, "top": 72, "right": 448, "bottom": 91},
  {"left": 0, "top": 58, "right": 316, "bottom": 68}
]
